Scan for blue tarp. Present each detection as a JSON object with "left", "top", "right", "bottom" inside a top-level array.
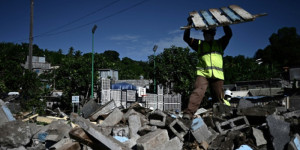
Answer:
[{"left": 111, "top": 82, "right": 137, "bottom": 90}]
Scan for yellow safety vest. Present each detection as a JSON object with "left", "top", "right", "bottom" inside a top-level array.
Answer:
[{"left": 196, "top": 40, "right": 224, "bottom": 80}]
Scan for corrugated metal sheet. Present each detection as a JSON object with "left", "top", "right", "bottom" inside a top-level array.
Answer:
[{"left": 182, "top": 4, "right": 267, "bottom": 30}]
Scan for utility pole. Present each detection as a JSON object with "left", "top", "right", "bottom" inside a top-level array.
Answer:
[
  {"left": 28, "top": 0, "right": 34, "bottom": 71},
  {"left": 91, "top": 25, "right": 97, "bottom": 99},
  {"left": 153, "top": 45, "right": 158, "bottom": 94}
]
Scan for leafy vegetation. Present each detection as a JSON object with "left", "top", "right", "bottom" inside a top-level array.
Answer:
[{"left": 0, "top": 27, "right": 299, "bottom": 112}]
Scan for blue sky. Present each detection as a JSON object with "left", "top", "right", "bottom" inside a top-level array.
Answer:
[{"left": 1, "top": 0, "right": 300, "bottom": 61}]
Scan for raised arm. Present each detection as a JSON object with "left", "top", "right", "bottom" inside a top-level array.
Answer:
[
  {"left": 183, "top": 17, "right": 198, "bottom": 51},
  {"left": 220, "top": 25, "right": 232, "bottom": 50}
]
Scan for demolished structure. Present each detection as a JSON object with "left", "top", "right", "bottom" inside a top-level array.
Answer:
[{"left": 1, "top": 88, "right": 300, "bottom": 150}]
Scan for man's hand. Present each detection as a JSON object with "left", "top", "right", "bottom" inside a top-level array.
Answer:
[{"left": 187, "top": 16, "right": 193, "bottom": 25}]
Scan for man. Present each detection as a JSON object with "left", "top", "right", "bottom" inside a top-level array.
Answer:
[{"left": 183, "top": 17, "right": 232, "bottom": 120}]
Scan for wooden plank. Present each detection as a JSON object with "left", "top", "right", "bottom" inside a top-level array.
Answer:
[
  {"left": 22, "top": 114, "right": 39, "bottom": 122},
  {"left": 200, "top": 10, "right": 217, "bottom": 26},
  {"left": 189, "top": 11, "right": 207, "bottom": 29},
  {"left": 229, "top": 5, "right": 254, "bottom": 21},
  {"left": 209, "top": 8, "right": 231, "bottom": 25},
  {"left": 221, "top": 7, "right": 242, "bottom": 22}
]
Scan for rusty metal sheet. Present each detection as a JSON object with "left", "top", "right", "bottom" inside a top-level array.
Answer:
[
  {"left": 229, "top": 5, "right": 254, "bottom": 21},
  {"left": 200, "top": 10, "right": 217, "bottom": 26},
  {"left": 209, "top": 8, "right": 231, "bottom": 25},
  {"left": 189, "top": 11, "right": 206, "bottom": 29},
  {"left": 181, "top": 5, "right": 267, "bottom": 30},
  {"left": 221, "top": 7, "right": 242, "bottom": 22}
]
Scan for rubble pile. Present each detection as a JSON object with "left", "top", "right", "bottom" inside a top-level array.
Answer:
[{"left": 1, "top": 97, "right": 300, "bottom": 150}]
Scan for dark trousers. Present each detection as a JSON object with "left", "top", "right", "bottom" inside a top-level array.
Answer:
[{"left": 184, "top": 76, "right": 224, "bottom": 117}]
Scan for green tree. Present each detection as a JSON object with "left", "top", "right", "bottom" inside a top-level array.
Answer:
[{"left": 149, "top": 45, "right": 197, "bottom": 99}]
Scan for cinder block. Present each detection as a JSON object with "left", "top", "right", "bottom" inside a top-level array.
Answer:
[
  {"left": 252, "top": 127, "right": 267, "bottom": 146},
  {"left": 100, "top": 108, "right": 123, "bottom": 127},
  {"left": 136, "top": 129, "right": 169, "bottom": 150},
  {"left": 89, "top": 100, "right": 116, "bottom": 121},
  {"left": 169, "top": 119, "right": 189, "bottom": 141},
  {"left": 216, "top": 116, "right": 250, "bottom": 134},
  {"left": 128, "top": 114, "right": 141, "bottom": 138},
  {"left": 191, "top": 117, "right": 212, "bottom": 143},
  {"left": 70, "top": 113, "right": 130, "bottom": 150},
  {"left": 267, "top": 114, "right": 290, "bottom": 150},
  {"left": 147, "top": 109, "right": 167, "bottom": 127}
]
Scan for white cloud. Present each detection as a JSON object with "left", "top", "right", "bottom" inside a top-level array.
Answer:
[{"left": 109, "top": 34, "right": 140, "bottom": 42}]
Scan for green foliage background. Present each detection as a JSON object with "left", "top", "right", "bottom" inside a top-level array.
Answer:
[{"left": 0, "top": 27, "right": 299, "bottom": 112}]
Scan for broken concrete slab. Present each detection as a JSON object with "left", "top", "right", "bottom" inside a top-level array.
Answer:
[
  {"left": 136, "top": 129, "right": 169, "bottom": 150},
  {"left": 56, "top": 141, "right": 81, "bottom": 150},
  {"left": 191, "top": 117, "right": 212, "bottom": 144},
  {"left": 216, "top": 116, "right": 250, "bottom": 134},
  {"left": 237, "top": 105, "right": 276, "bottom": 117},
  {"left": 81, "top": 99, "right": 101, "bottom": 119},
  {"left": 123, "top": 108, "right": 149, "bottom": 127},
  {"left": 49, "top": 138, "right": 72, "bottom": 149},
  {"left": 45, "top": 120, "right": 71, "bottom": 142},
  {"left": 156, "top": 137, "right": 183, "bottom": 150},
  {"left": 69, "top": 127, "right": 106, "bottom": 149},
  {"left": 168, "top": 119, "right": 189, "bottom": 141},
  {"left": 0, "top": 101, "right": 15, "bottom": 126},
  {"left": 100, "top": 108, "right": 123, "bottom": 127},
  {"left": 147, "top": 109, "right": 167, "bottom": 127},
  {"left": 7, "top": 146, "right": 27, "bottom": 150},
  {"left": 252, "top": 127, "right": 267, "bottom": 146},
  {"left": 128, "top": 114, "right": 141, "bottom": 138},
  {"left": 89, "top": 100, "right": 116, "bottom": 121},
  {"left": 266, "top": 114, "right": 290, "bottom": 150},
  {"left": 70, "top": 113, "right": 130, "bottom": 150},
  {"left": 0, "top": 121, "right": 32, "bottom": 148}
]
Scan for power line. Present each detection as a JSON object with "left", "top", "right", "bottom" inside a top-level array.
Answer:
[
  {"left": 13, "top": 0, "right": 122, "bottom": 43},
  {"left": 42, "top": 0, "right": 149, "bottom": 37},
  {"left": 36, "top": 0, "right": 121, "bottom": 38}
]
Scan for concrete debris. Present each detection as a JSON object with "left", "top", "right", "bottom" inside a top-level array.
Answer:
[
  {"left": 100, "top": 108, "right": 123, "bottom": 127},
  {"left": 288, "top": 133, "right": 300, "bottom": 150},
  {"left": 252, "top": 127, "right": 267, "bottom": 146},
  {"left": 0, "top": 121, "right": 32, "bottom": 148},
  {"left": 169, "top": 119, "right": 189, "bottom": 141},
  {"left": 267, "top": 114, "right": 290, "bottom": 150},
  {"left": 0, "top": 100, "right": 15, "bottom": 126},
  {"left": 191, "top": 117, "right": 213, "bottom": 143},
  {"left": 70, "top": 113, "right": 129, "bottom": 150},
  {"left": 89, "top": 100, "right": 116, "bottom": 121},
  {"left": 1, "top": 93, "right": 300, "bottom": 150},
  {"left": 216, "top": 116, "right": 250, "bottom": 134},
  {"left": 136, "top": 129, "right": 169, "bottom": 150},
  {"left": 81, "top": 99, "right": 100, "bottom": 119},
  {"left": 147, "top": 109, "right": 167, "bottom": 127}
]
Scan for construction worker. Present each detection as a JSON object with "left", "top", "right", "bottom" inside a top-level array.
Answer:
[
  {"left": 223, "top": 89, "right": 232, "bottom": 106},
  {"left": 182, "top": 17, "right": 232, "bottom": 120}
]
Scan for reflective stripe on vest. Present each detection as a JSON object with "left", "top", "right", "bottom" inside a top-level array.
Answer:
[{"left": 196, "top": 40, "right": 224, "bottom": 80}]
